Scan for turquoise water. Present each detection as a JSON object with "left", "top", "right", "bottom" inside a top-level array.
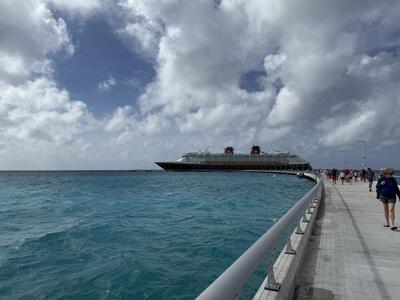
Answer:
[{"left": 0, "top": 171, "right": 314, "bottom": 299}]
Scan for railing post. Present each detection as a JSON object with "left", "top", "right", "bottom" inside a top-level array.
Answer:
[
  {"left": 265, "top": 267, "right": 281, "bottom": 291},
  {"left": 302, "top": 213, "right": 310, "bottom": 223},
  {"left": 296, "top": 222, "right": 304, "bottom": 235},
  {"left": 265, "top": 243, "right": 281, "bottom": 291},
  {"left": 285, "top": 237, "right": 296, "bottom": 255}
]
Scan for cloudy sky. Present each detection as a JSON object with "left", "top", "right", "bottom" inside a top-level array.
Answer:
[{"left": 1, "top": 0, "right": 400, "bottom": 170}]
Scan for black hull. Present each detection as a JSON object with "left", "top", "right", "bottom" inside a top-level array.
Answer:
[{"left": 155, "top": 162, "right": 311, "bottom": 172}]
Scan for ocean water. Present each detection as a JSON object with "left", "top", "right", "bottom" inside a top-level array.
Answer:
[{"left": 0, "top": 171, "right": 314, "bottom": 299}]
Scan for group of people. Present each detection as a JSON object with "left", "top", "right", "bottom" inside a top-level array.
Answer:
[
  {"left": 326, "top": 168, "right": 375, "bottom": 186},
  {"left": 325, "top": 167, "right": 400, "bottom": 231}
]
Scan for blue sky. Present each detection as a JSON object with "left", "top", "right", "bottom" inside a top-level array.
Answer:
[
  {"left": 54, "top": 17, "right": 155, "bottom": 117},
  {"left": 0, "top": 0, "right": 400, "bottom": 170}
]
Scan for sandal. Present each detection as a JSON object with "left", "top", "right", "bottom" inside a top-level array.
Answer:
[
  {"left": 390, "top": 226, "right": 398, "bottom": 230},
  {"left": 383, "top": 225, "right": 390, "bottom": 227}
]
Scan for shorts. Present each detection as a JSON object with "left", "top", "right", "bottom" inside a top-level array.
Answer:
[{"left": 380, "top": 196, "right": 396, "bottom": 204}]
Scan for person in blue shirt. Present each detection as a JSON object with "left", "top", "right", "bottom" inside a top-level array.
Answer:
[{"left": 376, "top": 168, "right": 400, "bottom": 230}]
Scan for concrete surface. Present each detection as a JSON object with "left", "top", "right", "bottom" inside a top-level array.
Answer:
[{"left": 295, "top": 179, "right": 400, "bottom": 300}]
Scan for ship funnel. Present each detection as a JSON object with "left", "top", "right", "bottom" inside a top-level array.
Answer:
[
  {"left": 250, "top": 145, "right": 261, "bottom": 155},
  {"left": 224, "top": 146, "right": 234, "bottom": 155}
]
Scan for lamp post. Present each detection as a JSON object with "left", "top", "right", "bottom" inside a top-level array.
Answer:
[
  {"left": 340, "top": 150, "right": 347, "bottom": 169},
  {"left": 332, "top": 152, "right": 337, "bottom": 168},
  {"left": 358, "top": 140, "right": 367, "bottom": 169}
]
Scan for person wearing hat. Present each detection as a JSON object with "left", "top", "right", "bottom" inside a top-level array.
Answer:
[{"left": 376, "top": 168, "right": 400, "bottom": 230}]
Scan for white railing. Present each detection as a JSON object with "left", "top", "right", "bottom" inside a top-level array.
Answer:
[{"left": 197, "top": 174, "right": 323, "bottom": 300}]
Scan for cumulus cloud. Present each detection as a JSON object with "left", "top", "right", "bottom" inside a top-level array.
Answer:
[
  {"left": 109, "top": 0, "right": 400, "bottom": 168},
  {"left": 0, "top": 78, "right": 92, "bottom": 144},
  {"left": 118, "top": 1, "right": 276, "bottom": 139},
  {"left": 1, "top": 0, "right": 400, "bottom": 169},
  {"left": 0, "top": 0, "right": 73, "bottom": 84},
  {"left": 0, "top": 0, "right": 94, "bottom": 169}
]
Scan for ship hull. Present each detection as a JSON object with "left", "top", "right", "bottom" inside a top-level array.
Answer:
[{"left": 155, "top": 162, "right": 311, "bottom": 172}]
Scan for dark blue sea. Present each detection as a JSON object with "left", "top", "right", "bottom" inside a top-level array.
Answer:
[{"left": 0, "top": 171, "right": 314, "bottom": 299}]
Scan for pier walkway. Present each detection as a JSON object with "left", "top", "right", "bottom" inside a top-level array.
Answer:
[{"left": 295, "top": 178, "right": 400, "bottom": 300}]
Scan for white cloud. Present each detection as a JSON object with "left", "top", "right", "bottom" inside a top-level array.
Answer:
[
  {"left": 0, "top": 0, "right": 81, "bottom": 145},
  {"left": 268, "top": 87, "right": 302, "bottom": 127},
  {"left": 0, "top": 0, "right": 73, "bottom": 84},
  {"left": 109, "top": 0, "right": 400, "bottom": 168},
  {"left": 264, "top": 54, "right": 287, "bottom": 75},
  {"left": 1, "top": 0, "right": 400, "bottom": 169},
  {"left": 0, "top": 0, "right": 94, "bottom": 169},
  {"left": 318, "top": 110, "right": 376, "bottom": 147},
  {"left": 0, "top": 78, "right": 92, "bottom": 144},
  {"left": 47, "top": 0, "right": 101, "bottom": 14},
  {"left": 97, "top": 76, "right": 117, "bottom": 92}
]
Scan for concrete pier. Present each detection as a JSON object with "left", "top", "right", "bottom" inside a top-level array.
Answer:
[{"left": 295, "top": 178, "right": 400, "bottom": 300}]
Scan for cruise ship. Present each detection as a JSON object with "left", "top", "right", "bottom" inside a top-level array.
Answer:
[{"left": 155, "top": 146, "right": 311, "bottom": 171}]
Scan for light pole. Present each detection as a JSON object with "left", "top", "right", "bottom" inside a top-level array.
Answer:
[
  {"left": 358, "top": 140, "right": 367, "bottom": 169},
  {"left": 331, "top": 152, "right": 336, "bottom": 168},
  {"left": 340, "top": 150, "right": 347, "bottom": 169}
]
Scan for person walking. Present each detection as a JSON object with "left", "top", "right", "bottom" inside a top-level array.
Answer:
[
  {"left": 367, "top": 168, "right": 375, "bottom": 191},
  {"left": 331, "top": 168, "right": 337, "bottom": 184},
  {"left": 376, "top": 168, "right": 400, "bottom": 230},
  {"left": 340, "top": 170, "right": 345, "bottom": 185},
  {"left": 361, "top": 169, "right": 366, "bottom": 182},
  {"left": 353, "top": 170, "right": 358, "bottom": 182},
  {"left": 344, "top": 169, "right": 350, "bottom": 183},
  {"left": 345, "top": 168, "right": 352, "bottom": 184}
]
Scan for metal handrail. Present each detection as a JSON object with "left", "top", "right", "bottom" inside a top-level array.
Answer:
[{"left": 197, "top": 177, "right": 322, "bottom": 300}]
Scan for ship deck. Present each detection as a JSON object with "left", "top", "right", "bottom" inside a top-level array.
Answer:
[{"left": 155, "top": 162, "right": 310, "bottom": 171}]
